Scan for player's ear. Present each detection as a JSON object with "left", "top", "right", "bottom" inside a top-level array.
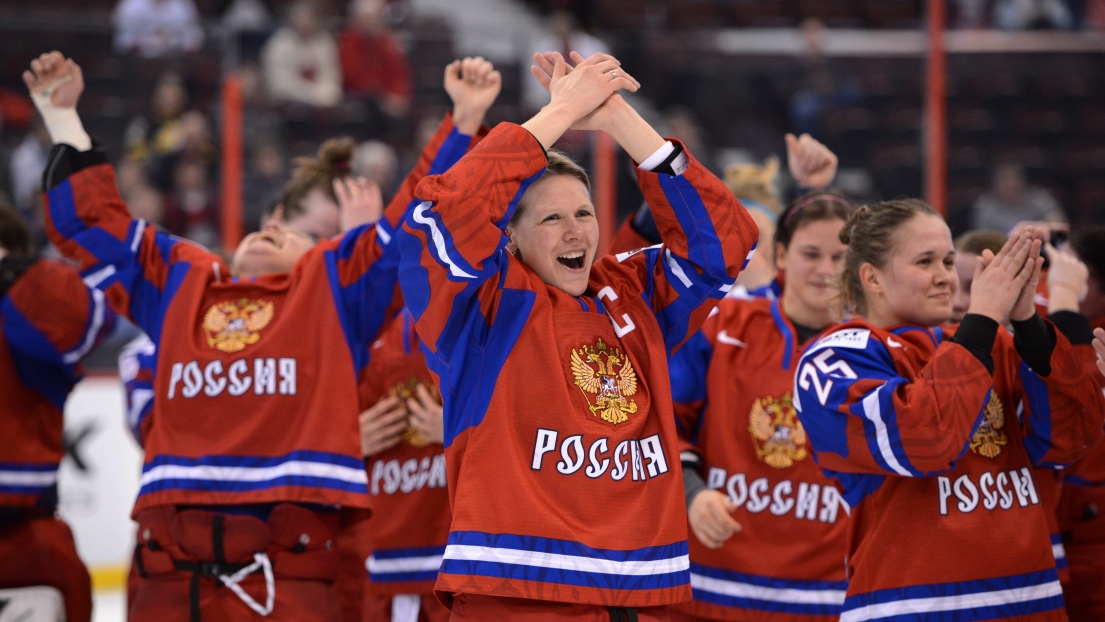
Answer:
[
  {"left": 859, "top": 262, "right": 882, "bottom": 297},
  {"left": 505, "top": 227, "right": 518, "bottom": 257},
  {"left": 774, "top": 241, "right": 787, "bottom": 272}
]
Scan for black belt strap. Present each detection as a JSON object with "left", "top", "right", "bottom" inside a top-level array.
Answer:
[
  {"left": 169, "top": 515, "right": 250, "bottom": 622},
  {"left": 607, "top": 606, "right": 640, "bottom": 622}
]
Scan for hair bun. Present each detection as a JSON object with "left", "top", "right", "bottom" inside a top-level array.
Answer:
[
  {"left": 318, "top": 137, "right": 355, "bottom": 174},
  {"left": 839, "top": 205, "right": 869, "bottom": 245}
]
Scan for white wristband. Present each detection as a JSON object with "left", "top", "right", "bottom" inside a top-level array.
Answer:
[
  {"left": 30, "top": 88, "right": 91, "bottom": 151},
  {"left": 637, "top": 140, "right": 689, "bottom": 175}
]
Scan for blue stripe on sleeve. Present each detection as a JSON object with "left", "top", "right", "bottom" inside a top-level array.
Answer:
[
  {"left": 770, "top": 298, "right": 794, "bottom": 369},
  {"left": 669, "top": 329, "right": 711, "bottom": 405},
  {"left": 657, "top": 174, "right": 727, "bottom": 280},
  {"left": 1020, "top": 361, "right": 1058, "bottom": 466}
]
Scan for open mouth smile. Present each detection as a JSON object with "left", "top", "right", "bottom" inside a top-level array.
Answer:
[{"left": 557, "top": 250, "right": 586, "bottom": 270}]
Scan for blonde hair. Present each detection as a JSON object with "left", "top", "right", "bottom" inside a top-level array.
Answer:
[
  {"left": 723, "top": 157, "right": 782, "bottom": 214},
  {"left": 510, "top": 149, "right": 591, "bottom": 226}
]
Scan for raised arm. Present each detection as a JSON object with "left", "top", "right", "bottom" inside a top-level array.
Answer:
[
  {"left": 532, "top": 52, "right": 758, "bottom": 353},
  {"left": 399, "top": 53, "right": 628, "bottom": 365},
  {"left": 27, "top": 52, "right": 216, "bottom": 340},
  {"left": 328, "top": 58, "right": 499, "bottom": 374},
  {"left": 793, "top": 325, "right": 993, "bottom": 483}
]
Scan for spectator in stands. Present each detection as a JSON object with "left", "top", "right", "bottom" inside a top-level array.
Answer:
[
  {"left": 112, "top": 0, "right": 204, "bottom": 57},
  {"left": 242, "top": 142, "right": 287, "bottom": 233},
  {"left": 338, "top": 0, "right": 412, "bottom": 119},
  {"left": 237, "top": 61, "right": 284, "bottom": 149},
  {"left": 262, "top": 0, "right": 343, "bottom": 108},
  {"left": 993, "top": 0, "right": 1075, "bottom": 29},
  {"left": 788, "top": 17, "right": 863, "bottom": 138},
  {"left": 1087, "top": 0, "right": 1105, "bottom": 28},
  {"left": 124, "top": 71, "right": 189, "bottom": 175},
  {"left": 952, "top": 0, "right": 991, "bottom": 27},
  {"left": 164, "top": 158, "right": 219, "bottom": 248},
  {"left": 970, "top": 162, "right": 1066, "bottom": 234},
  {"left": 220, "top": 0, "right": 275, "bottom": 59},
  {"left": 144, "top": 109, "right": 218, "bottom": 194}
]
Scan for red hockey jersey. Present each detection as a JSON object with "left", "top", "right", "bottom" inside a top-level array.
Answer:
[
  {"left": 0, "top": 259, "right": 115, "bottom": 507},
  {"left": 43, "top": 116, "right": 477, "bottom": 515},
  {"left": 397, "top": 124, "right": 758, "bottom": 608},
  {"left": 793, "top": 319, "right": 1105, "bottom": 621},
  {"left": 358, "top": 308, "right": 451, "bottom": 596},
  {"left": 669, "top": 296, "right": 848, "bottom": 620}
]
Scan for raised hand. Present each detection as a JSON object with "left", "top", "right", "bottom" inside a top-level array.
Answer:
[
  {"left": 529, "top": 51, "right": 640, "bottom": 133},
  {"left": 1044, "top": 241, "right": 1089, "bottom": 314},
  {"left": 358, "top": 395, "right": 409, "bottom": 458},
  {"left": 785, "top": 132, "right": 838, "bottom": 189},
  {"left": 407, "top": 384, "right": 444, "bottom": 446},
  {"left": 967, "top": 227, "right": 1042, "bottom": 325},
  {"left": 334, "top": 177, "right": 384, "bottom": 232},
  {"left": 23, "top": 51, "right": 84, "bottom": 109},
  {"left": 445, "top": 56, "right": 502, "bottom": 135},
  {"left": 688, "top": 489, "right": 742, "bottom": 549},
  {"left": 1008, "top": 227, "right": 1046, "bottom": 321},
  {"left": 522, "top": 50, "right": 638, "bottom": 149}
]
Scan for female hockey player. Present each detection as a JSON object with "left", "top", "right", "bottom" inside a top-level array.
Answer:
[
  {"left": 0, "top": 203, "right": 117, "bottom": 622},
  {"left": 397, "top": 50, "right": 758, "bottom": 620},
  {"left": 793, "top": 199, "right": 1105, "bottom": 621},
  {"left": 667, "top": 191, "right": 855, "bottom": 621},
  {"left": 26, "top": 50, "right": 496, "bottom": 621}
]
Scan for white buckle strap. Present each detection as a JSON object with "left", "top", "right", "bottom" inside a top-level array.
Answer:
[
  {"left": 392, "top": 594, "right": 421, "bottom": 622},
  {"left": 218, "top": 552, "right": 275, "bottom": 617}
]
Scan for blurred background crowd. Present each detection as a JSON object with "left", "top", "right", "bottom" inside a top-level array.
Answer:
[{"left": 0, "top": 0, "right": 1103, "bottom": 367}]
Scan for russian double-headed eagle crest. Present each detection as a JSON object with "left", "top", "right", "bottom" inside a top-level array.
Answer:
[
  {"left": 388, "top": 377, "right": 442, "bottom": 448},
  {"left": 970, "top": 395, "right": 1007, "bottom": 459},
  {"left": 749, "top": 394, "right": 808, "bottom": 469},
  {"left": 202, "top": 298, "right": 275, "bottom": 353},
  {"left": 570, "top": 338, "right": 639, "bottom": 426}
]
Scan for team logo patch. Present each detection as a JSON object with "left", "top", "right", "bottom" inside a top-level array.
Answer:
[
  {"left": 202, "top": 298, "right": 275, "bottom": 353},
  {"left": 388, "top": 377, "right": 441, "bottom": 448},
  {"left": 570, "top": 338, "right": 639, "bottom": 426},
  {"left": 970, "top": 395, "right": 1007, "bottom": 459},
  {"left": 748, "top": 393, "right": 808, "bottom": 468}
]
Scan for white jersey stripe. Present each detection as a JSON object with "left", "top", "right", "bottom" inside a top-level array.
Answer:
[
  {"left": 63, "top": 288, "right": 106, "bottom": 365},
  {"left": 140, "top": 460, "right": 369, "bottom": 488},
  {"left": 443, "top": 544, "right": 689, "bottom": 577},
  {"left": 367, "top": 554, "right": 444, "bottom": 574},
  {"left": 691, "top": 572, "right": 846, "bottom": 605},
  {"left": 412, "top": 202, "right": 476, "bottom": 279},
  {"left": 0, "top": 469, "right": 58, "bottom": 487},
  {"left": 861, "top": 386, "right": 913, "bottom": 476},
  {"left": 839, "top": 579, "right": 1062, "bottom": 622}
]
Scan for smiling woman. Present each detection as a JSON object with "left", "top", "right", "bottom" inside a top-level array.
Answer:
[
  {"left": 397, "top": 50, "right": 759, "bottom": 620},
  {"left": 792, "top": 200, "right": 1105, "bottom": 621},
  {"left": 504, "top": 151, "right": 595, "bottom": 295}
]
